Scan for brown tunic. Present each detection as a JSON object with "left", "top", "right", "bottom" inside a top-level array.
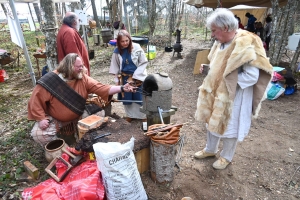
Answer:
[{"left": 28, "top": 71, "right": 111, "bottom": 122}]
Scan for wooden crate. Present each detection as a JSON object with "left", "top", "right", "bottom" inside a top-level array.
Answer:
[{"left": 134, "top": 147, "right": 150, "bottom": 174}]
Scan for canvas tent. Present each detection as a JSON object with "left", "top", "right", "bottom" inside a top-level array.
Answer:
[
  {"left": 183, "top": 0, "right": 288, "bottom": 8},
  {"left": 230, "top": 5, "right": 268, "bottom": 26}
]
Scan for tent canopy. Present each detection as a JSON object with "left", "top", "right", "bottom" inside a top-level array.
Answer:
[
  {"left": 184, "top": 0, "right": 287, "bottom": 8},
  {"left": 230, "top": 5, "right": 268, "bottom": 26},
  {"left": 0, "top": 0, "right": 79, "bottom": 3},
  {"left": 0, "top": 0, "right": 36, "bottom": 2}
]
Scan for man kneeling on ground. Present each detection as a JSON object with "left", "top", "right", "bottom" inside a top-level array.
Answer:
[{"left": 28, "top": 53, "right": 137, "bottom": 147}]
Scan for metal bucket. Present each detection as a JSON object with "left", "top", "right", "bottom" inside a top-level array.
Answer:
[
  {"left": 89, "top": 50, "right": 95, "bottom": 60},
  {"left": 93, "top": 34, "right": 100, "bottom": 45},
  {"left": 101, "top": 29, "right": 113, "bottom": 44}
]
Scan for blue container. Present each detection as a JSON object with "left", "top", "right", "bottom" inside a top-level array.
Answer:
[{"left": 109, "top": 40, "right": 117, "bottom": 46}]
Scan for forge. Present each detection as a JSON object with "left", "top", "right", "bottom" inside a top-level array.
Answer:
[{"left": 140, "top": 72, "right": 177, "bottom": 129}]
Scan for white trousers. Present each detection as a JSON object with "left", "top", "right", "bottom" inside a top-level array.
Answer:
[{"left": 204, "top": 131, "right": 238, "bottom": 162}]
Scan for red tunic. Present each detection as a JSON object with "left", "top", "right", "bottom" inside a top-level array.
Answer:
[
  {"left": 28, "top": 71, "right": 111, "bottom": 122},
  {"left": 56, "top": 24, "right": 90, "bottom": 75},
  {"left": 239, "top": 23, "right": 244, "bottom": 30}
]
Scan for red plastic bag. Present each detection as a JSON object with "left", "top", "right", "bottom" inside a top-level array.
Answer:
[
  {"left": 272, "top": 71, "right": 284, "bottom": 82},
  {"left": 22, "top": 154, "right": 106, "bottom": 200},
  {"left": 0, "top": 69, "right": 8, "bottom": 82}
]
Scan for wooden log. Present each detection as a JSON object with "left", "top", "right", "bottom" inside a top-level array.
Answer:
[{"left": 150, "top": 140, "right": 176, "bottom": 183}]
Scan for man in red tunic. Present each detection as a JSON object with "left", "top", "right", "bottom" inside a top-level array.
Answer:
[
  {"left": 56, "top": 12, "right": 91, "bottom": 75},
  {"left": 28, "top": 53, "right": 136, "bottom": 146}
]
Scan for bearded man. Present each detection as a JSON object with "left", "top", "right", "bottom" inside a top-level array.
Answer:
[
  {"left": 28, "top": 53, "right": 137, "bottom": 146},
  {"left": 56, "top": 12, "right": 91, "bottom": 75},
  {"left": 194, "top": 8, "right": 273, "bottom": 169}
]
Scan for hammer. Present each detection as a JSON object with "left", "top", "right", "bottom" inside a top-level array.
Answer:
[{"left": 62, "top": 148, "right": 84, "bottom": 166}]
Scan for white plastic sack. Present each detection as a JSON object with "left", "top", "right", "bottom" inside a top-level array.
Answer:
[
  {"left": 93, "top": 137, "right": 148, "bottom": 200},
  {"left": 266, "top": 82, "right": 285, "bottom": 100}
]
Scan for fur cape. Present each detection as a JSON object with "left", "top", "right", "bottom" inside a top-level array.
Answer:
[{"left": 195, "top": 30, "right": 273, "bottom": 135}]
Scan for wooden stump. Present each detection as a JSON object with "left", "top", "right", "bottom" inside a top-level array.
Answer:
[{"left": 150, "top": 140, "right": 176, "bottom": 183}]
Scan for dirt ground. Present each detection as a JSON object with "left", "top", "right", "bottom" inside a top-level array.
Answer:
[{"left": 1, "top": 38, "right": 300, "bottom": 199}]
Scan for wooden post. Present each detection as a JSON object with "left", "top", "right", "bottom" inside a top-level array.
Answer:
[{"left": 150, "top": 140, "right": 176, "bottom": 184}]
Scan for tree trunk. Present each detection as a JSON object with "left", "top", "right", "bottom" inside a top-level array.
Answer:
[
  {"left": 164, "top": 12, "right": 169, "bottom": 33},
  {"left": 33, "top": 3, "right": 42, "bottom": 24},
  {"left": 289, "top": 1, "right": 300, "bottom": 71},
  {"left": 62, "top": 3, "right": 66, "bottom": 16},
  {"left": 55, "top": 3, "right": 60, "bottom": 17},
  {"left": 105, "top": 0, "right": 112, "bottom": 25},
  {"left": 123, "top": 0, "right": 130, "bottom": 33},
  {"left": 276, "top": 5, "right": 289, "bottom": 64},
  {"left": 269, "top": 0, "right": 298, "bottom": 66},
  {"left": 111, "top": 0, "right": 118, "bottom": 22},
  {"left": 1, "top": 3, "right": 8, "bottom": 16},
  {"left": 175, "top": 1, "right": 184, "bottom": 29},
  {"left": 28, "top": 3, "right": 37, "bottom": 30},
  {"left": 291, "top": 39, "right": 300, "bottom": 71},
  {"left": 69, "top": 2, "right": 80, "bottom": 12},
  {"left": 137, "top": 0, "right": 142, "bottom": 31},
  {"left": 279, "top": 0, "right": 298, "bottom": 65},
  {"left": 56, "top": 3, "right": 63, "bottom": 24},
  {"left": 91, "top": 0, "right": 101, "bottom": 28},
  {"left": 184, "top": 7, "right": 188, "bottom": 38},
  {"left": 118, "top": 0, "right": 123, "bottom": 30},
  {"left": 168, "top": 0, "right": 176, "bottom": 46},
  {"left": 40, "top": 0, "right": 58, "bottom": 71},
  {"left": 80, "top": 0, "right": 86, "bottom": 9},
  {"left": 269, "top": 0, "right": 280, "bottom": 63},
  {"left": 205, "top": 7, "right": 208, "bottom": 41},
  {"left": 147, "top": 0, "right": 157, "bottom": 37}
]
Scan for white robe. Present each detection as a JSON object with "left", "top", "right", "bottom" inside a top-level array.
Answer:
[{"left": 210, "top": 43, "right": 259, "bottom": 141}]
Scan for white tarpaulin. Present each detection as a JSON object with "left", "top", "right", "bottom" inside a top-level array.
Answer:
[{"left": 7, "top": 16, "right": 23, "bottom": 48}]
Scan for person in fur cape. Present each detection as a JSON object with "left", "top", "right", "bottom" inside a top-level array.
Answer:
[{"left": 194, "top": 8, "right": 273, "bottom": 169}]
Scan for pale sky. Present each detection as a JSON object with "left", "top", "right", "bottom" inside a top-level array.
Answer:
[{"left": 0, "top": 1, "right": 104, "bottom": 19}]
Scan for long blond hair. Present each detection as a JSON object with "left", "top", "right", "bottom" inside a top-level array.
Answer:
[{"left": 56, "top": 53, "right": 79, "bottom": 78}]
